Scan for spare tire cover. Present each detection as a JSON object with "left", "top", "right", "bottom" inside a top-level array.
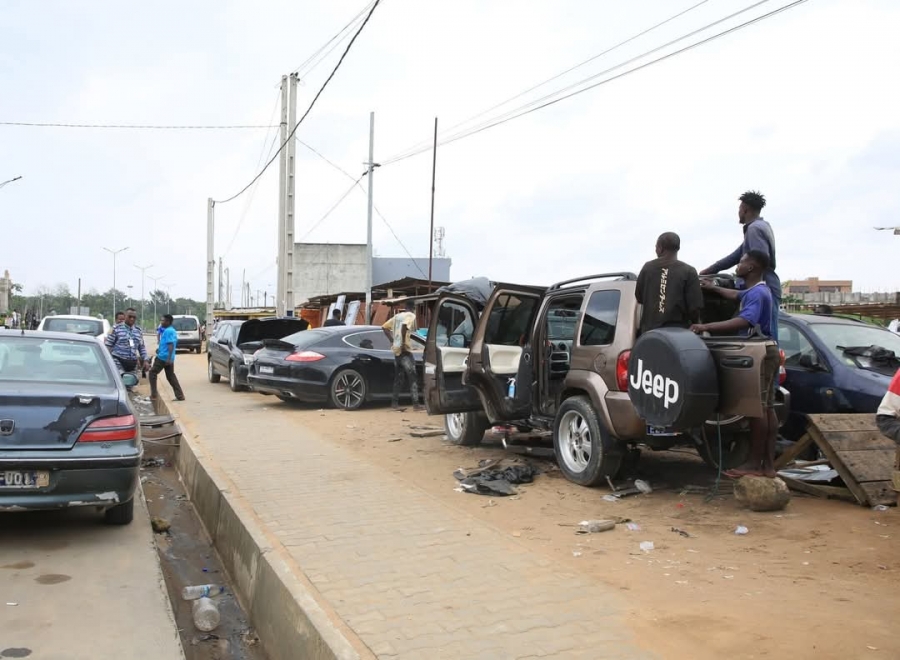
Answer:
[{"left": 628, "top": 328, "right": 719, "bottom": 430}]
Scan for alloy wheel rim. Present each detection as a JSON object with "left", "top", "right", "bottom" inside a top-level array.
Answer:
[
  {"left": 558, "top": 410, "right": 592, "bottom": 473},
  {"left": 334, "top": 372, "right": 364, "bottom": 408},
  {"left": 446, "top": 412, "right": 465, "bottom": 438}
]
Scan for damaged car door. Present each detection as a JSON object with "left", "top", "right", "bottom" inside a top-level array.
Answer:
[{"left": 424, "top": 294, "right": 482, "bottom": 414}]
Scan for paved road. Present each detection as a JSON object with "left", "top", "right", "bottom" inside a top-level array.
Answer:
[
  {"left": 0, "top": 494, "right": 184, "bottom": 659},
  {"left": 170, "top": 352, "right": 653, "bottom": 660}
]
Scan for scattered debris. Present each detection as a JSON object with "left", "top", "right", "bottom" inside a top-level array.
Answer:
[
  {"left": 453, "top": 459, "right": 540, "bottom": 497},
  {"left": 386, "top": 437, "right": 403, "bottom": 442},
  {"left": 734, "top": 476, "right": 791, "bottom": 512},
  {"left": 191, "top": 633, "right": 220, "bottom": 646},
  {"left": 411, "top": 429, "right": 445, "bottom": 438},
  {"left": 734, "top": 525, "right": 749, "bottom": 535},
  {"left": 872, "top": 505, "right": 890, "bottom": 512},
  {"left": 671, "top": 527, "right": 692, "bottom": 538},
  {"left": 141, "top": 457, "right": 166, "bottom": 469},
  {"left": 151, "top": 516, "right": 171, "bottom": 534},
  {"left": 625, "top": 522, "right": 641, "bottom": 532},
  {"left": 602, "top": 494, "right": 619, "bottom": 503},
  {"left": 576, "top": 519, "right": 616, "bottom": 534},
  {"left": 6, "top": 602, "right": 18, "bottom": 606},
  {"left": 639, "top": 541, "right": 655, "bottom": 553},
  {"left": 572, "top": 550, "right": 583, "bottom": 557},
  {"left": 634, "top": 479, "right": 653, "bottom": 494}
]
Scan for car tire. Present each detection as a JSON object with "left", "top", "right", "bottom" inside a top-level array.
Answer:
[
  {"left": 694, "top": 418, "right": 753, "bottom": 471},
  {"left": 444, "top": 411, "right": 490, "bottom": 446},
  {"left": 329, "top": 368, "right": 367, "bottom": 410},
  {"left": 103, "top": 498, "right": 134, "bottom": 526},
  {"left": 553, "top": 396, "right": 622, "bottom": 486},
  {"left": 229, "top": 363, "right": 244, "bottom": 392},
  {"left": 207, "top": 358, "right": 221, "bottom": 383}
]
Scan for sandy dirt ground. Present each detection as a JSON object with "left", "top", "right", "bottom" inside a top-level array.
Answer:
[{"left": 271, "top": 398, "right": 900, "bottom": 660}]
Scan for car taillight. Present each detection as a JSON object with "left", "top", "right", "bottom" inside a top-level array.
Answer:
[
  {"left": 616, "top": 350, "right": 631, "bottom": 391},
  {"left": 285, "top": 351, "right": 325, "bottom": 363},
  {"left": 79, "top": 415, "right": 137, "bottom": 443}
]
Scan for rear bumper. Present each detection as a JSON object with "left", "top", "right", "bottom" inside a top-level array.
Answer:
[
  {"left": 0, "top": 464, "right": 139, "bottom": 512},
  {"left": 248, "top": 374, "right": 329, "bottom": 403},
  {"left": 177, "top": 339, "right": 201, "bottom": 350}
]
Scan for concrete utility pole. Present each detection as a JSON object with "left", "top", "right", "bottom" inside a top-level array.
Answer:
[
  {"left": 206, "top": 198, "right": 215, "bottom": 324},
  {"left": 284, "top": 73, "right": 298, "bottom": 317},
  {"left": 225, "top": 268, "right": 231, "bottom": 308},
  {"left": 276, "top": 75, "right": 289, "bottom": 317},
  {"left": 217, "top": 258, "right": 224, "bottom": 306},
  {"left": 102, "top": 246, "right": 128, "bottom": 319},
  {"left": 428, "top": 116, "right": 438, "bottom": 291},
  {"left": 134, "top": 263, "right": 153, "bottom": 329},
  {"left": 365, "top": 111, "right": 375, "bottom": 324},
  {"left": 241, "top": 269, "right": 246, "bottom": 307}
]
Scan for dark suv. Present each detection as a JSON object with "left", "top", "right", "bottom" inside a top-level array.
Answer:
[{"left": 424, "top": 273, "right": 789, "bottom": 486}]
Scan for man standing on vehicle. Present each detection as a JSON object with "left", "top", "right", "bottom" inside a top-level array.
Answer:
[
  {"left": 691, "top": 250, "right": 780, "bottom": 478},
  {"left": 700, "top": 190, "right": 781, "bottom": 343},
  {"left": 635, "top": 232, "right": 703, "bottom": 335},
  {"left": 382, "top": 300, "right": 421, "bottom": 410},
  {"left": 105, "top": 307, "right": 150, "bottom": 379},
  {"left": 324, "top": 309, "right": 344, "bottom": 327},
  {"left": 150, "top": 314, "right": 185, "bottom": 401}
]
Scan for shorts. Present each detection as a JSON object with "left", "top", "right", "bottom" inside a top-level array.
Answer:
[{"left": 760, "top": 342, "right": 780, "bottom": 408}]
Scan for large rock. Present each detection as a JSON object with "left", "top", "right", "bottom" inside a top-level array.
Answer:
[{"left": 734, "top": 476, "right": 791, "bottom": 512}]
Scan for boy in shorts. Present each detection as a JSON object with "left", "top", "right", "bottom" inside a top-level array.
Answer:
[{"left": 690, "top": 250, "right": 780, "bottom": 478}]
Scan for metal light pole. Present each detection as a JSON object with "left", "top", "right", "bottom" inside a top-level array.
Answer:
[
  {"left": 102, "top": 246, "right": 129, "bottom": 319},
  {"left": 134, "top": 263, "right": 153, "bottom": 330},
  {"left": 365, "top": 111, "right": 376, "bottom": 324},
  {"left": 149, "top": 274, "right": 165, "bottom": 325},
  {"left": 164, "top": 283, "right": 175, "bottom": 314},
  {"left": 126, "top": 285, "right": 134, "bottom": 307}
]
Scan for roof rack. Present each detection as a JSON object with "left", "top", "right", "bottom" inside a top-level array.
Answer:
[{"left": 548, "top": 272, "right": 637, "bottom": 291}]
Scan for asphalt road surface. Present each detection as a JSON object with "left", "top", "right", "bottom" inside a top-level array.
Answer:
[{"left": 0, "top": 494, "right": 184, "bottom": 659}]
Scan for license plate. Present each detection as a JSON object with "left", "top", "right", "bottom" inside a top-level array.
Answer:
[
  {"left": 0, "top": 471, "right": 50, "bottom": 489},
  {"left": 647, "top": 425, "right": 680, "bottom": 437},
  {"left": 259, "top": 366, "right": 274, "bottom": 375},
  {"left": 178, "top": 332, "right": 189, "bottom": 338}
]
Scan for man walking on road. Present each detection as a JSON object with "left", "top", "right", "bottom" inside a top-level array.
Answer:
[
  {"left": 700, "top": 190, "right": 781, "bottom": 342},
  {"left": 105, "top": 307, "right": 149, "bottom": 380},
  {"left": 382, "top": 300, "right": 421, "bottom": 410},
  {"left": 150, "top": 314, "right": 185, "bottom": 401},
  {"left": 323, "top": 309, "right": 344, "bottom": 327},
  {"left": 635, "top": 232, "right": 703, "bottom": 335}
]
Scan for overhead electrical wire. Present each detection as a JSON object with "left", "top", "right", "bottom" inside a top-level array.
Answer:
[
  {"left": 299, "top": 177, "right": 363, "bottom": 241},
  {"left": 0, "top": 121, "right": 277, "bottom": 130},
  {"left": 292, "top": 0, "right": 376, "bottom": 78},
  {"left": 382, "top": 0, "right": 810, "bottom": 166},
  {"left": 213, "top": 0, "right": 382, "bottom": 205}
]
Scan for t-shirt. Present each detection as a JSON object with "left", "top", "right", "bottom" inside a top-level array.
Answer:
[
  {"left": 737, "top": 282, "right": 773, "bottom": 337},
  {"left": 382, "top": 311, "right": 417, "bottom": 356},
  {"left": 157, "top": 326, "right": 178, "bottom": 362},
  {"left": 635, "top": 257, "right": 703, "bottom": 335},
  {"left": 877, "top": 370, "right": 900, "bottom": 419},
  {"left": 707, "top": 218, "right": 781, "bottom": 301}
]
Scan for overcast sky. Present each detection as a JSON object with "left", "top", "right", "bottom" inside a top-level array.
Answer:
[{"left": 2, "top": 0, "right": 898, "bottom": 301}]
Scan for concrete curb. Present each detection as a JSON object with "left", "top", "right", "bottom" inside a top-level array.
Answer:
[{"left": 165, "top": 401, "right": 371, "bottom": 660}]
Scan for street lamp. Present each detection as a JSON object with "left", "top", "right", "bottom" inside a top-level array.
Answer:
[
  {"left": 164, "top": 283, "right": 175, "bottom": 314},
  {"left": 102, "top": 246, "right": 129, "bottom": 319},
  {"left": 148, "top": 274, "right": 165, "bottom": 324},
  {"left": 134, "top": 263, "right": 153, "bottom": 329},
  {"left": 126, "top": 285, "right": 134, "bottom": 307}
]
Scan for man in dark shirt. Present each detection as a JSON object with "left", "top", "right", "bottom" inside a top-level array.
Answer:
[
  {"left": 323, "top": 309, "right": 344, "bottom": 327},
  {"left": 635, "top": 232, "right": 703, "bottom": 335}
]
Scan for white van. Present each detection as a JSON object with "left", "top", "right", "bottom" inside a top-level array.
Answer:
[
  {"left": 171, "top": 315, "right": 202, "bottom": 353},
  {"left": 37, "top": 315, "right": 111, "bottom": 343}
]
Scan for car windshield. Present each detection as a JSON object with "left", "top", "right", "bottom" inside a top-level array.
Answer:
[
  {"left": 43, "top": 318, "right": 104, "bottom": 336},
  {"left": 812, "top": 323, "right": 900, "bottom": 372},
  {"left": 173, "top": 317, "right": 198, "bottom": 331},
  {"left": 0, "top": 337, "right": 113, "bottom": 385}
]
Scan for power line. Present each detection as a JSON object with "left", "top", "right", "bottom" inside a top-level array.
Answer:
[
  {"left": 383, "top": 0, "right": 807, "bottom": 166},
  {"left": 386, "top": 0, "right": 712, "bottom": 163},
  {"left": 292, "top": 0, "right": 376, "bottom": 77},
  {"left": 0, "top": 121, "right": 277, "bottom": 130},
  {"left": 213, "top": 0, "right": 382, "bottom": 205},
  {"left": 300, "top": 177, "right": 363, "bottom": 241},
  {"left": 371, "top": 203, "right": 429, "bottom": 279},
  {"left": 296, "top": 137, "right": 359, "bottom": 183}
]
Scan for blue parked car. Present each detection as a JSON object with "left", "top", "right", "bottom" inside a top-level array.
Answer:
[{"left": 778, "top": 312, "right": 899, "bottom": 441}]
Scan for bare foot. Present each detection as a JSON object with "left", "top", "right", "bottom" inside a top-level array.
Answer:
[{"left": 724, "top": 468, "right": 766, "bottom": 478}]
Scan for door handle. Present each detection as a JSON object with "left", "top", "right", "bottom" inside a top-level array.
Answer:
[{"left": 720, "top": 356, "right": 753, "bottom": 368}]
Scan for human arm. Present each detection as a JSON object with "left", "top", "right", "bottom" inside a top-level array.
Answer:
[
  {"left": 382, "top": 318, "right": 394, "bottom": 343},
  {"left": 691, "top": 316, "right": 751, "bottom": 335},
  {"left": 700, "top": 244, "right": 742, "bottom": 275},
  {"left": 699, "top": 280, "right": 742, "bottom": 301},
  {"left": 876, "top": 415, "right": 900, "bottom": 444}
]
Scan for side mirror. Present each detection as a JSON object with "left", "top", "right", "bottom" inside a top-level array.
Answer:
[
  {"left": 121, "top": 373, "right": 139, "bottom": 388},
  {"left": 221, "top": 338, "right": 232, "bottom": 348},
  {"left": 448, "top": 333, "right": 468, "bottom": 348},
  {"left": 798, "top": 353, "right": 824, "bottom": 371}
]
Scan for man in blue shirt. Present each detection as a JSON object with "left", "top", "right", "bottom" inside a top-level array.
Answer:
[
  {"left": 700, "top": 190, "right": 781, "bottom": 344},
  {"left": 690, "top": 251, "right": 780, "bottom": 479},
  {"left": 149, "top": 314, "right": 185, "bottom": 401}
]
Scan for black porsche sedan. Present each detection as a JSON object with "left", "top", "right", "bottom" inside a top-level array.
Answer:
[
  {"left": 0, "top": 330, "right": 141, "bottom": 524},
  {"left": 247, "top": 325, "right": 423, "bottom": 410}
]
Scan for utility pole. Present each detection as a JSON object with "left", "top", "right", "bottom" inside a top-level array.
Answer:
[
  {"left": 276, "top": 74, "right": 289, "bottom": 317},
  {"left": 225, "top": 268, "right": 231, "bottom": 308},
  {"left": 218, "top": 258, "right": 224, "bottom": 306},
  {"left": 241, "top": 269, "right": 246, "bottom": 307},
  {"left": 134, "top": 263, "right": 153, "bottom": 330},
  {"left": 284, "top": 73, "right": 298, "bottom": 317},
  {"left": 428, "top": 116, "right": 438, "bottom": 291},
  {"left": 102, "top": 246, "right": 128, "bottom": 319},
  {"left": 149, "top": 274, "right": 165, "bottom": 324},
  {"left": 365, "top": 111, "right": 376, "bottom": 324},
  {"left": 206, "top": 198, "right": 215, "bottom": 325}
]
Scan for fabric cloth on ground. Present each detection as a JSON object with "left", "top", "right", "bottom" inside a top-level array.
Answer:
[{"left": 453, "top": 460, "right": 540, "bottom": 496}]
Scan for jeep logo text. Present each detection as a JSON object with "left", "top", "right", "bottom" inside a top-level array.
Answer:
[{"left": 629, "top": 359, "right": 680, "bottom": 409}]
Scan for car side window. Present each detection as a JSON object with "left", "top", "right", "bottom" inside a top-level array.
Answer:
[
  {"left": 345, "top": 331, "right": 390, "bottom": 351},
  {"left": 483, "top": 294, "right": 539, "bottom": 347},
  {"left": 778, "top": 324, "right": 816, "bottom": 366},
  {"left": 436, "top": 301, "right": 475, "bottom": 348},
  {"left": 579, "top": 290, "right": 621, "bottom": 346}
]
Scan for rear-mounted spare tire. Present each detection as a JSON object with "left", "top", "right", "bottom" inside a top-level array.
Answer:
[{"left": 628, "top": 328, "right": 719, "bottom": 430}]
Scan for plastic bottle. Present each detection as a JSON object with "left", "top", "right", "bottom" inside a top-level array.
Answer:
[
  {"left": 192, "top": 597, "right": 221, "bottom": 632},
  {"left": 181, "top": 584, "right": 225, "bottom": 600},
  {"left": 507, "top": 377, "right": 516, "bottom": 398}
]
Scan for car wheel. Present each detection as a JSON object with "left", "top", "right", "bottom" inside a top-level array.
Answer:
[
  {"left": 444, "top": 411, "right": 489, "bottom": 446},
  {"left": 553, "top": 396, "right": 622, "bottom": 486},
  {"left": 694, "top": 418, "right": 753, "bottom": 471},
  {"left": 229, "top": 363, "right": 244, "bottom": 392},
  {"left": 103, "top": 498, "right": 134, "bottom": 525},
  {"left": 207, "top": 358, "right": 221, "bottom": 383},
  {"left": 330, "top": 369, "right": 367, "bottom": 410}
]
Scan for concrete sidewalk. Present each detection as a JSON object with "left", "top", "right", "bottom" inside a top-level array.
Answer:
[{"left": 169, "top": 354, "right": 653, "bottom": 660}]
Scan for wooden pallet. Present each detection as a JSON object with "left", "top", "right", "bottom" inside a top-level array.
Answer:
[{"left": 775, "top": 414, "right": 898, "bottom": 507}]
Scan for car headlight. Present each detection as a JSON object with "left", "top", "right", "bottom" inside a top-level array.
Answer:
[{"left": 243, "top": 355, "right": 255, "bottom": 366}]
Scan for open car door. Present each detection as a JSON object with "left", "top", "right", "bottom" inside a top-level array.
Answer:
[
  {"left": 467, "top": 284, "right": 546, "bottom": 421},
  {"left": 424, "top": 294, "right": 482, "bottom": 414}
]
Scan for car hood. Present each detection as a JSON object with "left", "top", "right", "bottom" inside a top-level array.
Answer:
[{"left": 236, "top": 318, "right": 309, "bottom": 347}]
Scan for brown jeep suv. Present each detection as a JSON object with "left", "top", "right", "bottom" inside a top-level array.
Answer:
[{"left": 423, "top": 273, "right": 788, "bottom": 486}]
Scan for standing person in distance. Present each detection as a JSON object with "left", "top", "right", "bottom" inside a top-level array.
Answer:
[
  {"left": 323, "top": 309, "right": 345, "bottom": 327},
  {"left": 105, "top": 308, "right": 150, "bottom": 382},
  {"left": 635, "top": 232, "right": 703, "bottom": 335},
  {"left": 150, "top": 314, "right": 185, "bottom": 402},
  {"left": 700, "top": 190, "right": 781, "bottom": 343},
  {"left": 382, "top": 300, "right": 422, "bottom": 411}
]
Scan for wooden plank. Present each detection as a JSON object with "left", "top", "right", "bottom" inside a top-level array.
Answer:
[
  {"left": 779, "top": 476, "right": 856, "bottom": 502},
  {"left": 835, "top": 449, "right": 896, "bottom": 483},
  {"left": 774, "top": 434, "right": 813, "bottom": 470},
  {"left": 807, "top": 424, "right": 869, "bottom": 505},
  {"left": 859, "top": 481, "right": 898, "bottom": 507},
  {"left": 821, "top": 430, "right": 897, "bottom": 452},
  {"left": 806, "top": 413, "right": 878, "bottom": 433}
]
